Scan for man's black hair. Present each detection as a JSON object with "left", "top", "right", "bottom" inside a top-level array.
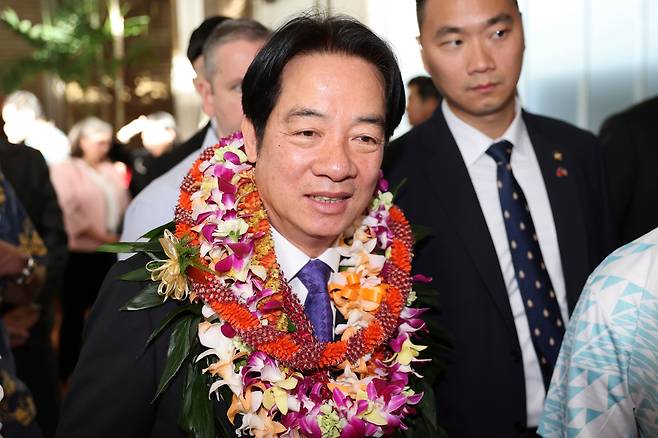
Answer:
[
  {"left": 416, "top": 0, "right": 519, "bottom": 29},
  {"left": 186, "top": 15, "right": 229, "bottom": 63},
  {"left": 241, "top": 14, "right": 405, "bottom": 143},
  {"left": 408, "top": 76, "right": 441, "bottom": 101}
]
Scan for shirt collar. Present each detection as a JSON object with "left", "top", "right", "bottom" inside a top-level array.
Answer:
[
  {"left": 270, "top": 226, "right": 341, "bottom": 282},
  {"left": 442, "top": 97, "right": 527, "bottom": 166}
]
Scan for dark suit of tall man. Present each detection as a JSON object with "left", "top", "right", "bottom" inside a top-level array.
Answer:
[
  {"left": 599, "top": 95, "right": 658, "bottom": 246},
  {"left": 383, "top": 108, "right": 615, "bottom": 437}
]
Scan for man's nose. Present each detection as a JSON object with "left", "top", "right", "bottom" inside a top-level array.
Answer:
[
  {"left": 467, "top": 39, "right": 495, "bottom": 74},
  {"left": 313, "top": 137, "right": 357, "bottom": 182}
]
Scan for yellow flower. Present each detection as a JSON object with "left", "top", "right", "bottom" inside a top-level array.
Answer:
[
  {"left": 395, "top": 337, "right": 427, "bottom": 366},
  {"left": 261, "top": 376, "right": 298, "bottom": 415},
  {"left": 146, "top": 229, "right": 189, "bottom": 301}
]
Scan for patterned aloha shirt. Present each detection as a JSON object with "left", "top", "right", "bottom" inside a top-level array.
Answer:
[
  {"left": 539, "top": 228, "right": 658, "bottom": 437},
  {"left": 0, "top": 169, "right": 46, "bottom": 435}
]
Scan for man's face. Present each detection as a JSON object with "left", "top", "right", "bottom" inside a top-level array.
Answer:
[
  {"left": 201, "top": 38, "right": 265, "bottom": 138},
  {"left": 418, "top": 0, "right": 524, "bottom": 126},
  {"left": 243, "top": 53, "right": 386, "bottom": 257},
  {"left": 406, "top": 84, "right": 438, "bottom": 126}
]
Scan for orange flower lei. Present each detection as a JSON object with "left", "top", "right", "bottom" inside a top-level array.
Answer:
[{"left": 173, "top": 133, "right": 414, "bottom": 372}]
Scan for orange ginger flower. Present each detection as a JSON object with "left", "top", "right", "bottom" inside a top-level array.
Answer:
[
  {"left": 179, "top": 190, "right": 192, "bottom": 211},
  {"left": 240, "top": 190, "right": 261, "bottom": 214},
  {"left": 260, "top": 336, "right": 298, "bottom": 359},
  {"left": 389, "top": 205, "right": 408, "bottom": 225},
  {"left": 362, "top": 321, "right": 384, "bottom": 350},
  {"left": 385, "top": 286, "right": 404, "bottom": 314},
  {"left": 189, "top": 159, "right": 203, "bottom": 182},
  {"left": 259, "top": 250, "right": 276, "bottom": 270},
  {"left": 215, "top": 302, "right": 260, "bottom": 330},
  {"left": 175, "top": 223, "right": 193, "bottom": 240},
  {"left": 391, "top": 240, "right": 412, "bottom": 273},
  {"left": 319, "top": 342, "right": 348, "bottom": 367}
]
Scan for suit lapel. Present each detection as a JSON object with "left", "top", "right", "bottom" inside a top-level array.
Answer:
[
  {"left": 334, "top": 310, "right": 347, "bottom": 341},
  {"left": 523, "top": 112, "right": 588, "bottom": 313},
  {"left": 421, "top": 111, "right": 517, "bottom": 335}
]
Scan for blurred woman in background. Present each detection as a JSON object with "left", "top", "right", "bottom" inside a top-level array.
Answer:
[{"left": 50, "top": 117, "right": 130, "bottom": 382}]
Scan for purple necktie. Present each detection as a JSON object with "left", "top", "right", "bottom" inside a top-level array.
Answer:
[{"left": 297, "top": 259, "right": 333, "bottom": 342}]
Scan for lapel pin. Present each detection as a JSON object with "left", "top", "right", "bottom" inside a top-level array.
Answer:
[
  {"left": 556, "top": 166, "right": 568, "bottom": 178},
  {"left": 553, "top": 150, "right": 563, "bottom": 161}
]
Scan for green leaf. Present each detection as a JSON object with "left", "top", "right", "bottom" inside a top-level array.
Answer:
[
  {"left": 144, "top": 304, "right": 198, "bottom": 348},
  {"left": 391, "top": 177, "right": 407, "bottom": 199},
  {"left": 153, "top": 314, "right": 198, "bottom": 402},
  {"left": 179, "top": 363, "right": 217, "bottom": 438},
  {"left": 140, "top": 221, "right": 175, "bottom": 241},
  {"left": 97, "top": 240, "right": 163, "bottom": 254},
  {"left": 411, "top": 224, "right": 432, "bottom": 246},
  {"left": 121, "top": 283, "right": 165, "bottom": 311},
  {"left": 120, "top": 267, "right": 152, "bottom": 281},
  {"left": 401, "top": 378, "right": 448, "bottom": 438}
]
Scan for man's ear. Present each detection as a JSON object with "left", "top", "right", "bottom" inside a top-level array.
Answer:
[
  {"left": 242, "top": 117, "right": 258, "bottom": 163},
  {"left": 418, "top": 37, "right": 430, "bottom": 74},
  {"left": 200, "top": 80, "right": 214, "bottom": 119}
]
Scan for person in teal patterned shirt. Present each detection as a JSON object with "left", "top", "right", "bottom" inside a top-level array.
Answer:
[{"left": 539, "top": 228, "right": 658, "bottom": 437}]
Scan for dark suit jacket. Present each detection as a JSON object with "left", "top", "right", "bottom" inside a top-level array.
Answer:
[
  {"left": 56, "top": 253, "right": 237, "bottom": 438},
  {"left": 57, "top": 252, "right": 348, "bottom": 437},
  {"left": 383, "top": 108, "right": 615, "bottom": 437},
  {"left": 599, "top": 95, "right": 658, "bottom": 246},
  {"left": 142, "top": 122, "right": 211, "bottom": 187}
]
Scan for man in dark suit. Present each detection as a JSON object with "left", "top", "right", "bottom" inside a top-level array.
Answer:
[
  {"left": 56, "top": 15, "right": 406, "bottom": 437},
  {"left": 384, "top": 0, "right": 615, "bottom": 436},
  {"left": 0, "top": 140, "right": 68, "bottom": 437},
  {"left": 599, "top": 95, "right": 658, "bottom": 246},
  {"left": 120, "top": 19, "right": 270, "bottom": 244}
]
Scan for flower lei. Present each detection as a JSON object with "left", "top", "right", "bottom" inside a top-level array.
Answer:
[{"left": 147, "top": 132, "right": 430, "bottom": 437}]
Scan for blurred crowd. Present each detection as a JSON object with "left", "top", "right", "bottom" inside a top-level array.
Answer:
[{"left": 0, "top": 2, "right": 656, "bottom": 437}]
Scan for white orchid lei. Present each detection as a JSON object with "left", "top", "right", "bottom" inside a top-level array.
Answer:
[{"left": 106, "top": 132, "right": 444, "bottom": 438}]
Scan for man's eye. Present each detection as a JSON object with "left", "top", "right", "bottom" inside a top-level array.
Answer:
[
  {"left": 297, "top": 130, "right": 316, "bottom": 137},
  {"left": 441, "top": 39, "right": 463, "bottom": 49},
  {"left": 493, "top": 29, "right": 508, "bottom": 39},
  {"left": 357, "top": 135, "right": 377, "bottom": 144}
]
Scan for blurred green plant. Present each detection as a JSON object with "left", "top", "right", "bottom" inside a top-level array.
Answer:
[{"left": 0, "top": 0, "right": 150, "bottom": 94}]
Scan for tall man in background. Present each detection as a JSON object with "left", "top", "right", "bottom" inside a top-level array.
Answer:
[
  {"left": 384, "top": 0, "right": 615, "bottom": 436},
  {"left": 120, "top": 19, "right": 269, "bottom": 244},
  {"left": 599, "top": 95, "right": 658, "bottom": 246}
]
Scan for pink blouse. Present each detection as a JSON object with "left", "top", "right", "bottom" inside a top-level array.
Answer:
[{"left": 51, "top": 159, "right": 130, "bottom": 252}]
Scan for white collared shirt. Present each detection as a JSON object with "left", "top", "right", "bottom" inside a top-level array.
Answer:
[
  {"left": 442, "top": 99, "right": 569, "bottom": 427},
  {"left": 270, "top": 227, "right": 340, "bottom": 325},
  {"left": 119, "top": 120, "right": 219, "bottom": 251}
]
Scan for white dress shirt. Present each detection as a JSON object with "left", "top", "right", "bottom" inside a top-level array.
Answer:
[
  {"left": 442, "top": 99, "right": 569, "bottom": 427},
  {"left": 270, "top": 227, "right": 340, "bottom": 325},
  {"left": 119, "top": 120, "right": 219, "bottom": 258}
]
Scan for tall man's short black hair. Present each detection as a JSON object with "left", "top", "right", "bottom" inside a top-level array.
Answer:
[
  {"left": 416, "top": 0, "right": 519, "bottom": 29},
  {"left": 242, "top": 14, "right": 405, "bottom": 144},
  {"left": 408, "top": 76, "right": 441, "bottom": 101},
  {"left": 186, "top": 15, "right": 229, "bottom": 63}
]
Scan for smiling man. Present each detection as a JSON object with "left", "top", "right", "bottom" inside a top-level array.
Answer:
[
  {"left": 56, "top": 14, "right": 405, "bottom": 438},
  {"left": 383, "top": 0, "right": 615, "bottom": 436}
]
